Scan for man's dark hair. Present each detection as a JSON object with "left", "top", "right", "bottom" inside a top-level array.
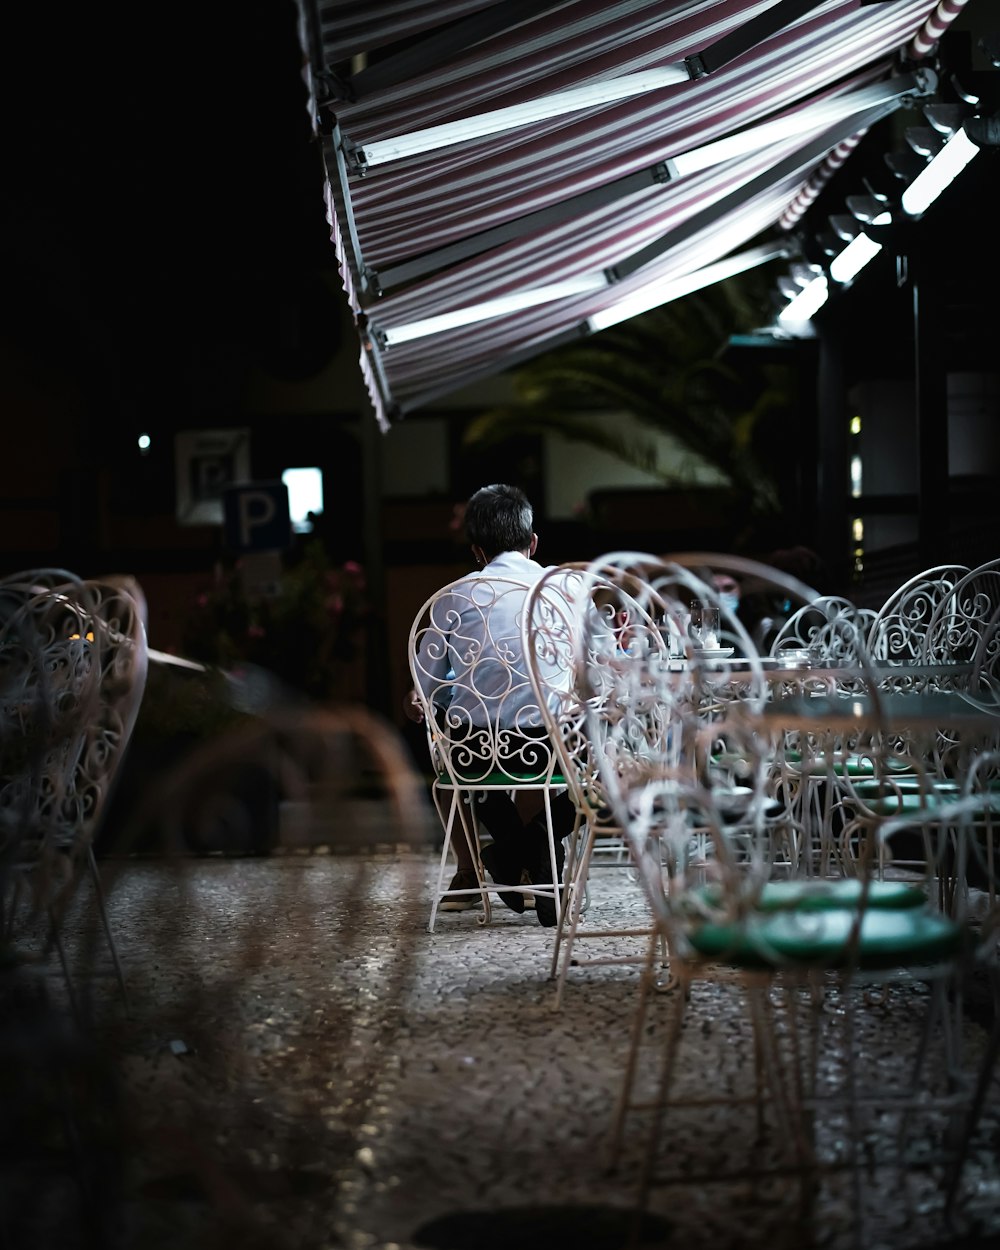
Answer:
[{"left": 464, "top": 484, "right": 534, "bottom": 557}]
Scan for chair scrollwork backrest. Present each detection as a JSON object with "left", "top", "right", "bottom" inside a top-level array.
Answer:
[
  {"left": 523, "top": 562, "right": 669, "bottom": 826},
  {"left": 868, "top": 564, "right": 970, "bottom": 665},
  {"left": 771, "top": 596, "right": 877, "bottom": 666},
  {"left": 920, "top": 560, "right": 1000, "bottom": 699},
  {"left": 408, "top": 575, "right": 563, "bottom": 787}
]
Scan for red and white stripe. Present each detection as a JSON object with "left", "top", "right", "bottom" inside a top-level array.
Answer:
[
  {"left": 907, "top": 0, "right": 970, "bottom": 60},
  {"left": 297, "top": 0, "right": 947, "bottom": 416},
  {"left": 778, "top": 132, "right": 867, "bottom": 230}
]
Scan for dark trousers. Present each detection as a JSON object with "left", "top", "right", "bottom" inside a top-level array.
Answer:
[{"left": 474, "top": 787, "right": 576, "bottom": 883}]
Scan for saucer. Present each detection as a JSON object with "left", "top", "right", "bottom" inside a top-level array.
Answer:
[{"left": 696, "top": 646, "right": 735, "bottom": 659}]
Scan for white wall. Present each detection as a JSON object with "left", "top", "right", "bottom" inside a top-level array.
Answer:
[
  {"left": 376, "top": 402, "right": 729, "bottom": 515},
  {"left": 542, "top": 411, "right": 728, "bottom": 519}
]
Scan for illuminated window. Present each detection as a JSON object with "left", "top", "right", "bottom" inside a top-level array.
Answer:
[
  {"left": 282, "top": 467, "right": 324, "bottom": 534},
  {"left": 852, "top": 517, "right": 864, "bottom": 544},
  {"left": 850, "top": 455, "right": 863, "bottom": 498},
  {"left": 850, "top": 415, "right": 862, "bottom": 436}
]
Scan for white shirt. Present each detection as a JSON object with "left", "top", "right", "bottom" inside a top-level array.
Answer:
[{"left": 414, "top": 551, "right": 570, "bottom": 730}]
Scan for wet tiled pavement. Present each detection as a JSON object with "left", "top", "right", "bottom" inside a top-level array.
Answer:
[{"left": 14, "top": 850, "right": 1000, "bottom": 1250}]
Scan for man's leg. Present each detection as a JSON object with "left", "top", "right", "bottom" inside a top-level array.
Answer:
[
  {"left": 525, "top": 793, "right": 576, "bottom": 926},
  {"left": 476, "top": 791, "right": 530, "bottom": 914}
]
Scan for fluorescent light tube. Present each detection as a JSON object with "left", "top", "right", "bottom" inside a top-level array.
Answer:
[
  {"left": 667, "top": 77, "right": 923, "bottom": 180},
  {"left": 900, "top": 125, "right": 979, "bottom": 216},
  {"left": 828, "top": 213, "right": 890, "bottom": 283},
  {"left": 829, "top": 234, "right": 882, "bottom": 283},
  {"left": 358, "top": 65, "right": 690, "bottom": 167},
  {"left": 587, "top": 244, "right": 785, "bottom": 334},
  {"left": 381, "top": 273, "right": 609, "bottom": 345},
  {"left": 778, "top": 275, "right": 828, "bottom": 323}
]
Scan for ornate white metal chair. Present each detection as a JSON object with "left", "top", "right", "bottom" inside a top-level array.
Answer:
[
  {"left": 921, "top": 559, "right": 1000, "bottom": 706},
  {"left": 868, "top": 563, "right": 971, "bottom": 666},
  {"left": 409, "top": 575, "right": 571, "bottom": 931},
  {"left": 768, "top": 595, "right": 882, "bottom": 874},
  {"left": 0, "top": 573, "right": 148, "bottom": 1011},
  {"left": 587, "top": 570, "right": 984, "bottom": 1237},
  {"left": 940, "top": 747, "right": 1000, "bottom": 1213},
  {"left": 771, "top": 595, "right": 877, "bottom": 667},
  {"left": 523, "top": 560, "right": 672, "bottom": 1005}
]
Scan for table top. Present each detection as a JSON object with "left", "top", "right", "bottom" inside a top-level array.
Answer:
[{"left": 753, "top": 690, "right": 1000, "bottom": 732}]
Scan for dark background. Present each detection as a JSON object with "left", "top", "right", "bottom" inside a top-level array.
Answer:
[{"left": 4, "top": 4, "right": 999, "bottom": 717}]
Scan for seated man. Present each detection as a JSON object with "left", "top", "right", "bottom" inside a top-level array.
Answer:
[{"left": 405, "top": 483, "right": 575, "bottom": 926}]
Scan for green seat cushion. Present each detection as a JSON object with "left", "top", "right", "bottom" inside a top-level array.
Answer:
[
  {"left": 756, "top": 879, "right": 927, "bottom": 911},
  {"left": 851, "top": 778, "right": 959, "bottom": 795},
  {"left": 694, "top": 878, "right": 926, "bottom": 914},
  {"left": 798, "top": 754, "right": 918, "bottom": 778},
  {"left": 687, "top": 905, "right": 962, "bottom": 971},
  {"left": 846, "top": 785, "right": 1000, "bottom": 818}
]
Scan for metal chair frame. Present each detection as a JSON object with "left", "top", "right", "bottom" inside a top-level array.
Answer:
[{"left": 408, "top": 574, "right": 569, "bottom": 932}]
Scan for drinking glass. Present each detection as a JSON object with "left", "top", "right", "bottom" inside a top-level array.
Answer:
[{"left": 689, "top": 603, "right": 721, "bottom": 650}]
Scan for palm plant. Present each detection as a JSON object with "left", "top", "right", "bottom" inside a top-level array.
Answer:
[{"left": 463, "top": 274, "right": 791, "bottom": 517}]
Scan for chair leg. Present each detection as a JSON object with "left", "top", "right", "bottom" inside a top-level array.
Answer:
[
  {"left": 631, "top": 961, "right": 690, "bottom": 1233},
  {"left": 47, "top": 903, "right": 81, "bottom": 1023},
  {"left": 607, "top": 932, "right": 661, "bottom": 1168},
  {"left": 551, "top": 818, "right": 592, "bottom": 1005},
  {"left": 944, "top": 997, "right": 1000, "bottom": 1213},
  {"left": 427, "top": 787, "right": 493, "bottom": 928},
  {"left": 87, "top": 845, "right": 129, "bottom": 1010},
  {"left": 427, "top": 787, "right": 459, "bottom": 933}
]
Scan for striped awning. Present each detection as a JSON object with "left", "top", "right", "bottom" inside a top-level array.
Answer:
[{"left": 295, "top": 0, "right": 966, "bottom": 429}]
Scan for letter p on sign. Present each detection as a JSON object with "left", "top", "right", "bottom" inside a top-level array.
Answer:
[{"left": 223, "top": 483, "right": 291, "bottom": 552}]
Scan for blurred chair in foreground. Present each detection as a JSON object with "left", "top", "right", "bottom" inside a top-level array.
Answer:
[{"left": 0, "top": 573, "right": 148, "bottom": 1013}]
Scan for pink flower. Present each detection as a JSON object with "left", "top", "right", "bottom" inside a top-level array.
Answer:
[
  {"left": 196, "top": 593, "right": 209, "bottom": 608},
  {"left": 343, "top": 560, "right": 362, "bottom": 575},
  {"left": 247, "top": 624, "right": 266, "bottom": 639}
]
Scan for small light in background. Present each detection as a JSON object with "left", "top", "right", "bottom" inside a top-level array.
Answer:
[
  {"left": 850, "top": 415, "right": 862, "bottom": 435},
  {"left": 283, "top": 467, "right": 324, "bottom": 534},
  {"left": 138, "top": 433, "right": 152, "bottom": 455},
  {"left": 850, "top": 455, "right": 863, "bottom": 498}
]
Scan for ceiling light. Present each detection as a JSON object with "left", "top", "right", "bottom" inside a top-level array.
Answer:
[
  {"left": 846, "top": 195, "right": 889, "bottom": 224},
  {"left": 664, "top": 75, "right": 928, "bottom": 179},
  {"left": 817, "top": 231, "right": 841, "bottom": 257},
  {"left": 829, "top": 232, "right": 883, "bottom": 284},
  {"left": 790, "top": 261, "right": 823, "bottom": 285},
  {"left": 777, "top": 276, "right": 828, "bottom": 323},
  {"left": 905, "top": 126, "right": 944, "bottom": 158},
  {"left": 922, "top": 102, "right": 966, "bottom": 136},
  {"left": 353, "top": 65, "right": 690, "bottom": 168},
  {"left": 884, "top": 149, "right": 927, "bottom": 182},
  {"left": 586, "top": 243, "right": 786, "bottom": 334},
  {"left": 900, "top": 124, "right": 980, "bottom": 216},
  {"left": 829, "top": 214, "right": 860, "bottom": 242},
  {"left": 351, "top": 66, "right": 932, "bottom": 172},
  {"left": 379, "top": 273, "right": 609, "bottom": 345}
]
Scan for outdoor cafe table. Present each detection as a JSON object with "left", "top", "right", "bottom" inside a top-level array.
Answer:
[{"left": 751, "top": 690, "right": 1000, "bottom": 736}]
